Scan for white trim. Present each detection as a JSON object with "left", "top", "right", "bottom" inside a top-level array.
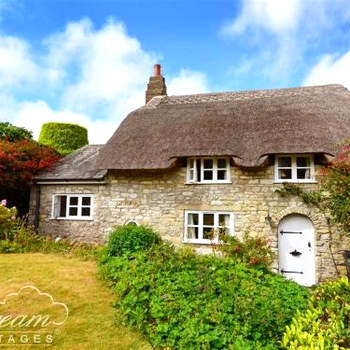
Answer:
[
  {"left": 51, "top": 194, "right": 94, "bottom": 220},
  {"left": 186, "top": 157, "right": 231, "bottom": 184},
  {"left": 274, "top": 155, "right": 316, "bottom": 183},
  {"left": 183, "top": 210, "right": 234, "bottom": 244}
]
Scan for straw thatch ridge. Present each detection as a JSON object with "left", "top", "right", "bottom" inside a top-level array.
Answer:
[{"left": 95, "top": 84, "right": 350, "bottom": 169}]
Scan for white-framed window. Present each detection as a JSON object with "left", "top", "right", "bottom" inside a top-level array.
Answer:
[
  {"left": 186, "top": 157, "right": 231, "bottom": 183},
  {"left": 184, "top": 210, "right": 234, "bottom": 244},
  {"left": 275, "top": 155, "right": 315, "bottom": 183},
  {"left": 52, "top": 194, "right": 93, "bottom": 220}
]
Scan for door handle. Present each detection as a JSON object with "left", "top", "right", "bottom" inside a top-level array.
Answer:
[{"left": 308, "top": 242, "right": 311, "bottom": 248}]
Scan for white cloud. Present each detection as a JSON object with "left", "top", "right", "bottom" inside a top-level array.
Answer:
[
  {"left": 0, "top": 35, "right": 40, "bottom": 89},
  {"left": 303, "top": 51, "right": 350, "bottom": 89},
  {"left": 221, "top": 0, "right": 302, "bottom": 35},
  {"left": 14, "top": 100, "right": 117, "bottom": 144},
  {"left": 167, "top": 69, "right": 209, "bottom": 95},
  {"left": 0, "top": 18, "right": 209, "bottom": 144}
]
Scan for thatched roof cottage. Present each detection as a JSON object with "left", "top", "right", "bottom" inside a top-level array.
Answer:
[{"left": 31, "top": 64, "right": 350, "bottom": 286}]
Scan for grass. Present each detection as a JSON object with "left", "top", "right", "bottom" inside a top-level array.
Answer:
[{"left": 0, "top": 253, "right": 151, "bottom": 349}]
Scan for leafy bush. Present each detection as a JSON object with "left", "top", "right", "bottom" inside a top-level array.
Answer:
[
  {"left": 215, "top": 232, "right": 275, "bottom": 270},
  {"left": 0, "top": 139, "right": 60, "bottom": 214},
  {"left": 39, "top": 122, "right": 88, "bottom": 155},
  {"left": 0, "top": 122, "right": 33, "bottom": 141},
  {"left": 0, "top": 200, "right": 17, "bottom": 240},
  {"left": 105, "top": 224, "right": 162, "bottom": 257},
  {"left": 0, "top": 212, "right": 100, "bottom": 259},
  {"left": 281, "top": 278, "right": 350, "bottom": 349},
  {"left": 101, "top": 226, "right": 309, "bottom": 349}
]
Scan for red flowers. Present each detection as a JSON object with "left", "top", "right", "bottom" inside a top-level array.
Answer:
[{"left": 0, "top": 139, "right": 60, "bottom": 188}]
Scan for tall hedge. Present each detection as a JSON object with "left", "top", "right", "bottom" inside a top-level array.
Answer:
[{"left": 38, "top": 122, "right": 88, "bottom": 155}]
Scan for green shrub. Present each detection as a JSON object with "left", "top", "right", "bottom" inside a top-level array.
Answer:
[
  {"left": 215, "top": 232, "right": 275, "bottom": 270},
  {"left": 105, "top": 224, "right": 162, "bottom": 257},
  {"left": 38, "top": 122, "right": 88, "bottom": 155},
  {"left": 281, "top": 278, "right": 350, "bottom": 349},
  {"left": 0, "top": 122, "right": 33, "bottom": 141},
  {"left": 0, "top": 200, "right": 18, "bottom": 240},
  {"left": 101, "top": 231, "right": 309, "bottom": 349}
]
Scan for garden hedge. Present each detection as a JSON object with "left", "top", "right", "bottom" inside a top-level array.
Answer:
[
  {"left": 101, "top": 225, "right": 310, "bottom": 349},
  {"left": 38, "top": 122, "right": 88, "bottom": 155}
]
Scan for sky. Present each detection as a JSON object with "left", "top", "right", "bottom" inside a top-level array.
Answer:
[{"left": 0, "top": 0, "right": 349, "bottom": 143}]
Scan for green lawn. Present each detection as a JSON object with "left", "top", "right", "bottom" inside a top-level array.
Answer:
[{"left": 0, "top": 253, "right": 151, "bottom": 349}]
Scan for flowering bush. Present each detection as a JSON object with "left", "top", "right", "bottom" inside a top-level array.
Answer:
[
  {"left": 0, "top": 139, "right": 60, "bottom": 188},
  {"left": 0, "top": 199, "right": 17, "bottom": 240},
  {"left": 216, "top": 231, "right": 276, "bottom": 270},
  {"left": 0, "top": 138, "right": 60, "bottom": 214}
]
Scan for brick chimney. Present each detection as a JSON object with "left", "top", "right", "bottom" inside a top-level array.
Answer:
[{"left": 145, "top": 64, "right": 167, "bottom": 103}]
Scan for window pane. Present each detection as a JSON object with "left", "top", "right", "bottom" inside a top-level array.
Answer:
[
  {"left": 278, "top": 169, "right": 292, "bottom": 179},
  {"left": 69, "top": 207, "right": 78, "bottom": 216},
  {"left": 296, "top": 157, "right": 310, "bottom": 167},
  {"left": 203, "top": 171, "right": 213, "bottom": 180},
  {"left": 187, "top": 227, "right": 198, "bottom": 239},
  {"left": 297, "top": 168, "right": 311, "bottom": 179},
  {"left": 188, "top": 213, "right": 199, "bottom": 225},
  {"left": 278, "top": 157, "right": 291, "bottom": 167},
  {"left": 189, "top": 159, "right": 194, "bottom": 168},
  {"left": 196, "top": 159, "right": 201, "bottom": 182},
  {"left": 217, "top": 158, "right": 226, "bottom": 168},
  {"left": 203, "top": 159, "right": 213, "bottom": 169},
  {"left": 69, "top": 197, "right": 78, "bottom": 205},
  {"left": 219, "top": 214, "right": 230, "bottom": 227},
  {"left": 82, "top": 207, "right": 91, "bottom": 216},
  {"left": 217, "top": 170, "right": 226, "bottom": 180},
  {"left": 59, "top": 196, "right": 67, "bottom": 217},
  {"left": 203, "top": 214, "right": 214, "bottom": 226},
  {"left": 82, "top": 197, "right": 91, "bottom": 206},
  {"left": 189, "top": 169, "right": 194, "bottom": 180},
  {"left": 203, "top": 227, "right": 214, "bottom": 240}
]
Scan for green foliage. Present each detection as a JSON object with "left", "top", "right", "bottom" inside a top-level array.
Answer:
[
  {"left": 215, "top": 232, "right": 275, "bottom": 270},
  {"left": 0, "top": 201, "right": 17, "bottom": 240},
  {"left": 275, "top": 183, "right": 323, "bottom": 207},
  {"left": 106, "top": 224, "right": 162, "bottom": 257},
  {"left": 101, "top": 226, "right": 309, "bottom": 349},
  {"left": 38, "top": 122, "right": 88, "bottom": 155},
  {"left": 0, "top": 214, "right": 100, "bottom": 259},
  {"left": 281, "top": 278, "right": 350, "bottom": 349},
  {"left": 0, "top": 122, "right": 33, "bottom": 141}
]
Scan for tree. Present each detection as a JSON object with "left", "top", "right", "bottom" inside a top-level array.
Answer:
[
  {"left": 0, "top": 139, "right": 60, "bottom": 214},
  {"left": 0, "top": 122, "right": 33, "bottom": 141},
  {"left": 39, "top": 122, "right": 88, "bottom": 155}
]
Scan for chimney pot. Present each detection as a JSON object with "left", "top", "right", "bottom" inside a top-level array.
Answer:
[
  {"left": 154, "top": 64, "right": 161, "bottom": 76},
  {"left": 145, "top": 64, "right": 167, "bottom": 104}
]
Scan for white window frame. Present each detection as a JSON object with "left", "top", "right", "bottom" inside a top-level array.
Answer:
[
  {"left": 51, "top": 194, "right": 94, "bottom": 220},
  {"left": 274, "top": 155, "right": 316, "bottom": 183},
  {"left": 183, "top": 210, "right": 234, "bottom": 244},
  {"left": 186, "top": 157, "right": 231, "bottom": 184}
]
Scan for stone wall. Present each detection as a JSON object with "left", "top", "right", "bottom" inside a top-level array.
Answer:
[{"left": 33, "top": 164, "right": 349, "bottom": 282}]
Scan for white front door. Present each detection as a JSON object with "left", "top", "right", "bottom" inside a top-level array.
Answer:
[{"left": 278, "top": 214, "right": 315, "bottom": 286}]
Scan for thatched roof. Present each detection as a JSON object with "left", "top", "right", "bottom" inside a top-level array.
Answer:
[
  {"left": 95, "top": 84, "right": 350, "bottom": 169},
  {"left": 35, "top": 145, "right": 107, "bottom": 181}
]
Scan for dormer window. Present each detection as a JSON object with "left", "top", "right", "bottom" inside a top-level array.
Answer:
[
  {"left": 275, "top": 155, "right": 315, "bottom": 183},
  {"left": 187, "top": 157, "right": 231, "bottom": 184}
]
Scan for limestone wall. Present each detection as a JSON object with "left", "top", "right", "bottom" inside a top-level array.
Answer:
[{"left": 33, "top": 165, "right": 349, "bottom": 282}]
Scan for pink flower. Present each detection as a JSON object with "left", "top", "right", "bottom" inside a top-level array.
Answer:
[
  {"left": 161, "top": 294, "right": 167, "bottom": 300},
  {"left": 1, "top": 199, "right": 7, "bottom": 206}
]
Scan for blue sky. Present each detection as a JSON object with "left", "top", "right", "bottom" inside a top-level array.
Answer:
[{"left": 0, "top": 0, "right": 349, "bottom": 143}]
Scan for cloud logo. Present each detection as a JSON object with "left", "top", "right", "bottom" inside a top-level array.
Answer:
[{"left": 0, "top": 285, "right": 69, "bottom": 329}]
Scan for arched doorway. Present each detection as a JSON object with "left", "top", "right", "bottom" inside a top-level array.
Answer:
[{"left": 278, "top": 214, "right": 315, "bottom": 286}]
